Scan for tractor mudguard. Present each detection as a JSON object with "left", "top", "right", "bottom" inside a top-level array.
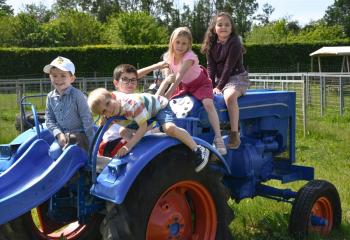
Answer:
[
  {"left": 0, "top": 139, "right": 87, "bottom": 225},
  {"left": 0, "top": 127, "right": 54, "bottom": 172},
  {"left": 90, "top": 134, "right": 230, "bottom": 204}
]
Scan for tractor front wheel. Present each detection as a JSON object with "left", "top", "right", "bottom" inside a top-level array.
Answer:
[
  {"left": 289, "top": 180, "right": 341, "bottom": 239},
  {"left": 100, "top": 146, "right": 234, "bottom": 240},
  {"left": 0, "top": 201, "right": 103, "bottom": 240}
]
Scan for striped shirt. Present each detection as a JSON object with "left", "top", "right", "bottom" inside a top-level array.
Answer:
[
  {"left": 45, "top": 86, "right": 95, "bottom": 145},
  {"left": 115, "top": 92, "right": 168, "bottom": 127}
]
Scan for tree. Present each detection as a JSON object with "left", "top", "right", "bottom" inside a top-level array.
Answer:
[
  {"left": 290, "top": 21, "right": 347, "bottom": 42},
  {"left": 22, "top": 3, "right": 54, "bottom": 23},
  {"left": 255, "top": 3, "right": 274, "bottom": 25},
  {"left": 323, "top": 0, "right": 350, "bottom": 37},
  {"left": 0, "top": 15, "right": 15, "bottom": 46},
  {"left": 44, "top": 10, "right": 104, "bottom": 46},
  {"left": 153, "top": 0, "right": 179, "bottom": 34},
  {"left": 103, "top": 12, "right": 168, "bottom": 45},
  {"left": 224, "top": 0, "right": 258, "bottom": 37},
  {"left": 246, "top": 18, "right": 347, "bottom": 44},
  {"left": 0, "top": 0, "right": 13, "bottom": 16},
  {"left": 190, "top": 0, "right": 213, "bottom": 43},
  {"left": 245, "top": 19, "right": 291, "bottom": 44},
  {"left": 11, "top": 13, "right": 46, "bottom": 47},
  {"left": 90, "top": 0, "right": 121, "bottom": 22}
]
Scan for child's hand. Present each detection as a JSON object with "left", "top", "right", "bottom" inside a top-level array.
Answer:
[
  {"left": 157, "top": 61, "right": 169, "bottom": 69},
  {"left": 164, "top": 74, "right": 175, "bottom": 84},
  {"left": 213, "top": 88, "right": 222, "bottom": 95},
  {"left": 116, "top": 145, "right": 129, "bottom": 157},
  {"left": 57, "top": 133, "right": 67, "bottom": 147}
]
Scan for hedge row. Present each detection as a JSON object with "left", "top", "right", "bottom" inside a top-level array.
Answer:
[{"left": 0, "top": 40, "right": 349, "bottom": 78}]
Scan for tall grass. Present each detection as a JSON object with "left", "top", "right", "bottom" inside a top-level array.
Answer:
[{"left": 0, "top": 93, "right": 349, "bottom": 239}]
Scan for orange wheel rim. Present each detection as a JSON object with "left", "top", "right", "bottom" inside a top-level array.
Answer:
[
  {"left": 309, "top": 197, "right": 333, "bottom": 235},
  {"left": 146, "top": 180, "right": 217, "bottom": 240}
]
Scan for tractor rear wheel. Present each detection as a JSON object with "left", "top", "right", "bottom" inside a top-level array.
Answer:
[
  {"left": 289, "top": 180, "right": 341, "bottom": 239},
  {"left": 100, "top": 146, "right": 234, "bottom": 240}
]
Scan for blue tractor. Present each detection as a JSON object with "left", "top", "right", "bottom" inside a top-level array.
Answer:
[{"left": 0, "top": 90, "right": 341, "bottom": 239}]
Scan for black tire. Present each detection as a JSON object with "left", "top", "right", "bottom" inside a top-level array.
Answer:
[
  {"left": 100, "top": 145, "right": 234, "bottom": 240},
  {"left": 289, "top": 180, "right": 342, "bottom": 239},
  {"left": 0, "top": 201, "right": 103, "bottom": 240},
  {"left": 15, "top": 111, "right": 45, "bottom": 132}
]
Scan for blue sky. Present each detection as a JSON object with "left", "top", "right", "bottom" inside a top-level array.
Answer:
[{"left": 7, "top": 0, "right": 334, "bottom": 26}]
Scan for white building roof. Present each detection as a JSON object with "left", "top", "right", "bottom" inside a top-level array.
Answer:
[{"left": 310, "top": 46, "right": 350, "bottom": 57}]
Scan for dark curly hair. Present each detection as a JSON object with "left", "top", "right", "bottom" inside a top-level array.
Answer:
[{"left": 201, "top": 12, "right": 238, "bottom": 55}]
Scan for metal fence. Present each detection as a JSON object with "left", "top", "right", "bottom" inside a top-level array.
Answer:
[{"left": 1, "top": 73, "right": 350, "bottom": 135}]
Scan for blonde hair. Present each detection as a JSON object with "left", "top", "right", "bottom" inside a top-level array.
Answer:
[
  {"left": 164, "top": 27, "right": 193, "bottom": 64},
  {"left": 87, "top": 88, "right": 112, "bottom": 115}
]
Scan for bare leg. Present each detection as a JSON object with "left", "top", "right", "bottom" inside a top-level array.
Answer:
[
  {"left": 202, "top": 98, "right": 227, "bottom": 155},
  {"left": 155, "top": 74, "right": 175, "bottom": 97},
  {"left": 224, "top": 89, "right": 241, "bottom": 132},
  {"left": 162, "top": 122, "right": 197, "bottom": 150},
  {"left": 202, "top": 98, "right": 222, "bottom": 138},
  {"left": 224, "top": 88, "right": 242, "bottom": 149}
]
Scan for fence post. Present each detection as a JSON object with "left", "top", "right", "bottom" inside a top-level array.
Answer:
[
  {"left": 306, "top": 73, "right": 311, "bottom": 106},
  {"left": 40, "top": 78, "right": 44, "bottom": 106},
  {"left": 320, "top": 76, "right": 324, "bottom": 117},
  {"left": 83, "top": 77, "right": 87, "bottom": 93},
  {"left": 339, "top": 76, "right": 343, "bottom": 116},
  {"left": 302, "top": 75, "right": 307, "bottom": 136}
]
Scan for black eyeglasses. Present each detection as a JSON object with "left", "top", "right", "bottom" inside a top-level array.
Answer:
[{"left": 120, "top": 77, "right": 137, "bottom": 85}]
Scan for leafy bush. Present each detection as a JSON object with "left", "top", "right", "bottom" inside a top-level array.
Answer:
[{"left": 103, "top": 12, "right": 168, "bottom": 45}]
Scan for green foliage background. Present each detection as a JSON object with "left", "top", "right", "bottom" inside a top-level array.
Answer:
[{"left": 1, "top": 40, "right": 349, "bottom": 78}]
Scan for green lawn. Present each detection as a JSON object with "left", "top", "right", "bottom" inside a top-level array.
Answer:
[{"left": 0, "top": 93, "right": 349, "bottom": 239}]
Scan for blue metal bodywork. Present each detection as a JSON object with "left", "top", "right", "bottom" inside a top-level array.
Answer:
[
  {"left": 0, "top": 139, "right": 87, "bottom": 224},
  {"left": 0, "top": 90, "right": 315, "bottom": 225}
]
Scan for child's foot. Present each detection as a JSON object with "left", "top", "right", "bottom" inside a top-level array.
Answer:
[
  {"left": 228, "top": 131, "right": 241, "bottom": 149},
  {"left": 194, "top": 147, "right": 208, "bottom": 172},
  {"left": 213, "top": 136, "right": 227, "bottom": 155}
]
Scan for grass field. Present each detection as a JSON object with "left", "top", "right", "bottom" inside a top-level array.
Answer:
[{"left": 0, "top": 93, "right": 349, "bottom": 239}]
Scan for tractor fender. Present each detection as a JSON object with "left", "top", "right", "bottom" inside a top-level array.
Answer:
[{"left": 90, "top": 134, "right": 230, "bottom": 204}]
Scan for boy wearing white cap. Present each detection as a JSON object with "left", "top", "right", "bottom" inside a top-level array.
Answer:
[{"left": 44, "top": 56, "right": 95, "bottom": 159}]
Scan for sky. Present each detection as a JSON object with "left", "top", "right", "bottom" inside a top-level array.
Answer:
[{"left": 6, "top": 0, "right": 334, "bottom": 26}]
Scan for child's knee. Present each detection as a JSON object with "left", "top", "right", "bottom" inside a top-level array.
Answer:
[
  {"left": 202, "top": 98, "right": 215, "bottom": 110},
  {"left": 162, "top": 123, "right": 176, "bottom": 136}
]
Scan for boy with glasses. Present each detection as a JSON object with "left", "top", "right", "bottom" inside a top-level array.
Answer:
[{"left": 98, "top": 63, "right": 174, "bottom": 157}]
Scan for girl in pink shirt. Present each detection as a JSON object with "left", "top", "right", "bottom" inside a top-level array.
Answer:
[{"left": 159, "top": 27, "right": 226, "bottom": 155}]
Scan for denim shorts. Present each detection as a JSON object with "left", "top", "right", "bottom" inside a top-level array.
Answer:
[{"left": 155, "top": 105, "right": 175, "bottom": 127}]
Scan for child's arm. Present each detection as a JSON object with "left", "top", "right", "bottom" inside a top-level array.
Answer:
[
  {"left": 164, "top": 59, "right": 193, "bottom": 99},
  {"left": 155, "top": 74, "right": 175, "bottom": 97},
  {"left": 137, "top": 61, "right": 168, "bottom": 79},
  {"left": 76, "top": 90, "right": 96, "bottom": 146},
  {"left": 116, "top": 121, "right": 148, "bottom": 157},
  {"left": 45, "top": 97, "right": 67, "bottom": 147}
]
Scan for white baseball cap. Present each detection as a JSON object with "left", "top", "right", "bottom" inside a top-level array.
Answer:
[{"left": 43, "top": 56, "right": 75, "bottom": 75}]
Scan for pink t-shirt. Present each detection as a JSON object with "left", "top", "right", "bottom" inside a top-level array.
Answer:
[{"left": 169, "top": 50, "right": 202, "bottom": 84}]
